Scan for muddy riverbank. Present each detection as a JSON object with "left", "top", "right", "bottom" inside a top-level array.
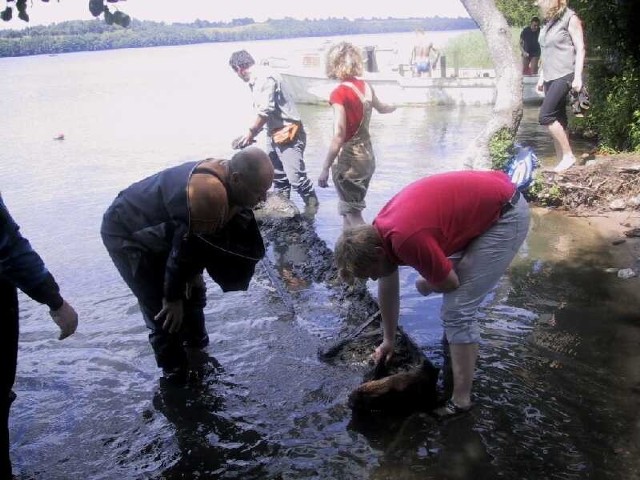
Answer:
[{"left": 532, "top": 153, "right": 640, "bottom": 305}]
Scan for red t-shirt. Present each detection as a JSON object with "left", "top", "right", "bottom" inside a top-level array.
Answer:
[
  {"left": 373, "top": 171, "right": 516, "bottom": 284},
  {"left": 329, "top": 77, "right": 367, "bottom": 141}
]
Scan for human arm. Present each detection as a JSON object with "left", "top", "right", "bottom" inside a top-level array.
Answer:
[
  {"left": 318, "top": 103, "right": 347, "bottom": 188},
  {"left": 372, "top": 89, "right": 396, "bottom": 114},
  {"left": 398, "top": 229, "right": 458, "bottom": 294},
  {"left": 568, "top": 15, "right": 585, "bottom": 92},
  {"left": 415, "top": 269, "right": 460, "bottom": 296},
  {"left": 373, "top": 268, "right": 400, "bottom": 363},
  {"left": 157, "top": 246, "right": 202, "bottom": 333},
  {"left": 238, "top": 74, "right": 277, "bottom": 147},
  {"left": 430, "top": 44, "right": 440, "bottom": 67},
  {"left": 159, "top": 224, "right": 196, "bottom": 332},
  {"left": 0, "top": 195, "right": 77, "bottom": 339},
  {"left": 237, "top": 115, "right": 267, "bottom": 149},
  {"left": 185, "top": 272, "right": 205, "bottom": 300},
  {"left": 520, "top": 29, "right": 528, "bottom": 56},
  {"left": 49, "top": 300, "right": 78, "bottom": 340},
  {"left": 536, "top": 64, "right": 544, "bottom": 91}
]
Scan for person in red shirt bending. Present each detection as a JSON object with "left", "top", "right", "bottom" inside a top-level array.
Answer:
[
  {"left": 334, "top": 171, "right": 530, "bottom": 418},
  {"left": 318, "top": 42, "right": 396, "bottom": 229}
]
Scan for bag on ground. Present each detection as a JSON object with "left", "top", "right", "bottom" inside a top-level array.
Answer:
[{"left": 504, "top": 144, "right": 538, "bottom": 191}]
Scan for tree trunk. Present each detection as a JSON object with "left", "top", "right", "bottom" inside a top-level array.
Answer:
[{"left": 459, "top": 0, "right": 523, "bottom": 170}]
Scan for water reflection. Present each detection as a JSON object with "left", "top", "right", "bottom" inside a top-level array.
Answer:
[
  {"left": 153, "top": 352, "right": 276, "bottom": 479},
  {"left": 2, "top": 39, "right": 638, "bottom": 478}
]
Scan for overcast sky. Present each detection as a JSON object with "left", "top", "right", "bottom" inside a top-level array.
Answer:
[{"left": 2, "top": 0, "right": 470, "bottom": 28}]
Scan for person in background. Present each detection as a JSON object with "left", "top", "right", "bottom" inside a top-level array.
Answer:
[
  {"left": 1, "top": 193, "right": 78, "bottom": 478},
  {"left": 410, "top": 28, "right": 440, "bottom": 77},
  {"left": 333, "top": 171, "right": 530, "bottom": 418},
  {"left": 318, "top": 42, "right": 396, "bottom": 230},
  {"left": 101, "top": 147, "right": 273, "bottom": 384},
  {"left": 229, "top": 50, "right": 319, "bottom": 213},
  {"left": 535, "top": 0, "right": 586, "bottom": 172},
  {"left": 520, "top": 16, "right": 541, "bottom": 75}
]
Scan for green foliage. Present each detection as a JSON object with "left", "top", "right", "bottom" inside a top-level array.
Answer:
[
  {"left": 527, "top": 173, "right": 562, "bottom": 206},
  {"left": 491, "top": 0, "right": 640, "bottom": 153},
  {"left": 569, "top": 0, "right": 640, "bottom": 153},
  {"left": 1, "top": 0, "right": 131, "bottom": 27},
  {"left": 489, "top": 128, "right": 516, "bottom": 171},
  {"left": 495, "top": 0, "right": 539, "bottom": 27},
  {"left": 585, "top": 61, "right": 640, "bottom": 152},
  {"left": 442, "top": 27, "right": 524, "bottom": 70},
  {"left": 573, "top": 0, "right": 640, "bottom": 66},
  {"left": 442, "top": 30, "right": 492, "bottom": 69},
  {"left": 629, "top": 111, "right": 640, "bottom": 153}
]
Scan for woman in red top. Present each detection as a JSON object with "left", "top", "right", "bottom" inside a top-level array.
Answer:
[{"left": 318, "top": 42, "right": 396, "bottom": 229}]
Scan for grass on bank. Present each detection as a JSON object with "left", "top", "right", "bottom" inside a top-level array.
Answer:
[{"left": 441, "top": 27, "right": 522, "bottom": 70}]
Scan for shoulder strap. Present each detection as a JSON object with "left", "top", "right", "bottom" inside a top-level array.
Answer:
[
  {"left": 341, "top": 81, "right": 371, "bottom": 103},
  {"left": 193, "top": 159, "right": 229, "bottom": 191}
]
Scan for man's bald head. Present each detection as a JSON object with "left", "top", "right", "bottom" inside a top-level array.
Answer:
[{"left": 228, "top": 147, "right": 274, "bottom": 208}]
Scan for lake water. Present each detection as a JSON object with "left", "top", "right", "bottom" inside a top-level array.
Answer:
[{"left": 1, "top": 32, "right": 639, "bottom": 479}]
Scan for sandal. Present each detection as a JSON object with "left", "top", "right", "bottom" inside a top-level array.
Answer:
[{"left": 431, "top": 399, "right": 473, "bottom": 420}]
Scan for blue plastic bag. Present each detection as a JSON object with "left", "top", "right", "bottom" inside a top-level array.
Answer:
[{"left": 504, "top": 144, "right": 538, "bottom": 191}]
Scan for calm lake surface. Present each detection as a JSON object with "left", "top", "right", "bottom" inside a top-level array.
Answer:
[{"left": 1, "top": 32, "right": 639, "bottom": 479}]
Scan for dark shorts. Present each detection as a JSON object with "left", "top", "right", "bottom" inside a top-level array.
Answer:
[{"left": 539, "top": 73, "right": 573, "bottom": 128}]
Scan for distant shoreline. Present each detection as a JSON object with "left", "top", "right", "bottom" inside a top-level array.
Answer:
[{"left": 0, "top": 16, "right": 476, "bottom": 58}]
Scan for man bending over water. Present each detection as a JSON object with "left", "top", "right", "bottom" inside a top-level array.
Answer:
[
  {"left": 334, "top": 170, "right": 530, "bottom": 417},
  {"left": 101, "top": 147, "right": 273, "bottom": 383}
]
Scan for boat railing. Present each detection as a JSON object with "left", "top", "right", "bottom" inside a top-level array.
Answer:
[{"left": 265, "top": 46, "right": 498, "bottom": 82}]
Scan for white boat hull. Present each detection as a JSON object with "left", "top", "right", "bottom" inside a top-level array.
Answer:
[{"left": 281, "top": 71, "right": 542, "bottom": 107}]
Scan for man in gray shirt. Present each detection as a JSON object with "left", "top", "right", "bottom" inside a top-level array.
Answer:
[{"left": 230, "top": 50, "right": 318, "bottom": 211}]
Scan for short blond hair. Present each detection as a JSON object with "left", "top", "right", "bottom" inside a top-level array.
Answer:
[
  {"left": 325, "top": 42, "right": 364, "bottom": 80},
  {"left": 333, "top": 225, "right": 381, "bottom": 282},
  {"left": 538, "top": 0, "right": 567, "bottom": 21}
]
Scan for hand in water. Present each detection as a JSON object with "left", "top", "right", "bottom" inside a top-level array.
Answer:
[{"left": 50, "top": 300, "right": 78, "bottom": 340}]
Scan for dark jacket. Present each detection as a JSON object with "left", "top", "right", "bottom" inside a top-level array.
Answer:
[
  {"left": 101, "top": 160, "right": 265, "bottom": 301},
  {"left": 0, "top": 194, "right": 63, "bottom": 309}
]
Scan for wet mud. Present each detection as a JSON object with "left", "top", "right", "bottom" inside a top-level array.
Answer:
[{"left": 256, "top": 194, "right": 437, "bottom": 412}]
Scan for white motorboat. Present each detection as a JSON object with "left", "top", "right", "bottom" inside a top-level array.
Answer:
[{"left": 266, "top": 45, "right": 543, "bottom": 107}]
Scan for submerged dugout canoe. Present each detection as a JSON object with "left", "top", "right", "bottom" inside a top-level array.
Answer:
[{"left": 255, "top": 194, "right": 440, "bottom": 413}]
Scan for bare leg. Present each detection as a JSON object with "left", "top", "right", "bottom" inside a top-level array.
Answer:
[
  {"left": 449, "top": 342, "right": 478, "bottom": 408},
  {"left": 530, "top": 57, "right": 539, "bottom": 75},
  {"left": 548, "top": 120, "right": 573, "bottom": 157},
  {"left": 551, "top": 135, "right": 563, "bottom": 162},
  {"left": 548, "top": 120, "right": 576, "bottom": 171}
]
